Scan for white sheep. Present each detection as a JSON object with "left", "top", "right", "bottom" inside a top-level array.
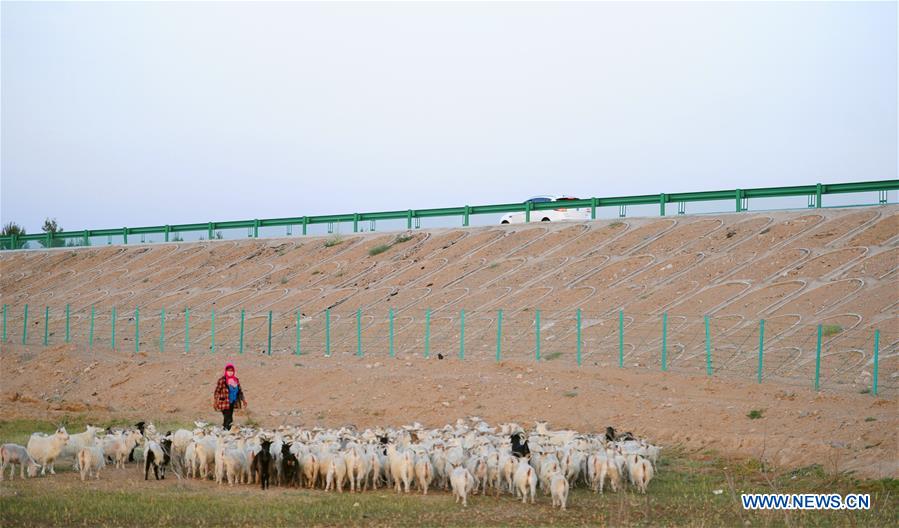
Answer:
[
  {"left": 77, "top": 444, "right": 106, "bottom": 481},
  {"left": 26, "top": 427, "right": 69, "bottom": 475},
  {"left": 550, "top": 471, "right": 569, "bottom": 510},
  {"left": 450, "top": 466, "right": 476, "bottom": 507},
  {"left": 587, "top": 453, "right": 608, "bottom": 493},
  {"left": 0, "top": 443, "right": 40, "bottom": 480},
  {"left": 224, "top": 446, "right": 249, "bottom": 486},
  {"left": 627, "top": 454, "right": 654, "bottom": 494},
  {"left": 465, "top": 455, "right": 488, "bottom": 495},
  {"left": 66, "top": 425, "right": 103, "bottom": 469},
  {"left": 325, "top": 452, "right": 347, "bottom": 492},
  {"left": 414, "top": 451, "right": 433, "bottom": 495},
  {"left": 300, "top": 451, "right": 319, "bottom": 489},
  {"left": 387, "top": 445, "right": 414, "bottom": 494},
  {"left": 513, "top": 458, "right": 537, "bottom": 504},
  {"left": 102, "top": 430, "right": 143, "bottom": 469}
]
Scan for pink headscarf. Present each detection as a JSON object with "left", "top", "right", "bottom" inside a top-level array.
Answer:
[{"left": 224, "top": 363, "right": 239, "bottom": 387}]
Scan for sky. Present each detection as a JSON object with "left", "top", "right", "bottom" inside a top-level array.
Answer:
[{"left": 1, "top": 1, "right": 897, "bottom": 236}]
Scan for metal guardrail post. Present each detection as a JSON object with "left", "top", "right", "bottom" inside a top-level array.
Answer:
[{"left": 757, "top": 319, "right": 765, "bottom": 383}]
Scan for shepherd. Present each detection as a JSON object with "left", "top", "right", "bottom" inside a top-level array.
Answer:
[{"left": 214, "top": 363, "right": 247, "bottom": 430}]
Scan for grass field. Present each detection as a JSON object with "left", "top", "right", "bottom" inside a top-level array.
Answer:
[{"left": 0, "top": 419, "right": 896, "bottom": 527}]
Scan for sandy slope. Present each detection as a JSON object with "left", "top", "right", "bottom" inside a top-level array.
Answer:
[{"left": 1, "top": 342, "right": 895, "bottom": 479}]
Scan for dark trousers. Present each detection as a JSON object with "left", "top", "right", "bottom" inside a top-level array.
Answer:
[{"left": 222, "top": 402, "right": 235, "bottom": 430}]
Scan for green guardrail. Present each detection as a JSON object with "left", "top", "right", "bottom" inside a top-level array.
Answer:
[{"left": 1, "top": 179, "right": 896, "bottom": 250}]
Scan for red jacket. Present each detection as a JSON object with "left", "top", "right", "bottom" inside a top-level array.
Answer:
[{"left": 213, "top": 376, "right": 246, "bottom": 411}]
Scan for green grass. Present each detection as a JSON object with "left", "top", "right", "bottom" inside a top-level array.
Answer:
[
  {"left": 368, "top": 234, "right": 414, "bottom": 256},
  {"left": 563, "top": 391, "right": 578, "bottom": 398},
  {"left": 368, "top": 244, "right": 392, "bottom": 256},
  {"left": 747, "top": 409, "right": 764, "bottom": 420},
  {"left": 324, "top": 235, "right": 343, "bottom": 248},
  {"left": 542, "top": 351, "right": 563, "bottom": 361},
  {"left": 1, "top": 439, "right": 895, "bottom": 527},
  {"left": 822, "top": 324, "right": 843, "bottom": 337}
]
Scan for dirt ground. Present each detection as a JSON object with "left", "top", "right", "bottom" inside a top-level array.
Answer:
[{"left": 1, "top": 342, "right": 895, "bottom": 480}]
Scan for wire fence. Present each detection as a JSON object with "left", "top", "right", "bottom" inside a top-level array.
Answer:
[{"left": 1, "top": 303, "right": 895, "bottom": 395}]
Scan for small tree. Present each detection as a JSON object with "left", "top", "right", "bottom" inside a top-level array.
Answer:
[
  {"left": 2, "top": 222, "right": 25, "bottom": 236},
  {"left": 2, "top": 222, "right": 26, "bottom": 249},
  {"left": 41, "top": 217, "right": 66, "bottom": 247}
]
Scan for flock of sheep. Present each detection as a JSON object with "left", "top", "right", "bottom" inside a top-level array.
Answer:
[{"left": 3, "top": 418, "right": 661, "bottom": 509}]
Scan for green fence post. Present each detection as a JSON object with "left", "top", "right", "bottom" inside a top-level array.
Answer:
[
  {"left": 872, "top": 330, "right": 880, "bottom": 396},
  {"left": 210, "top": 309, "right": 215, "bottom": 353},
  {"left": 43, "top": 306, "right": 49, "bottom": 346},
  {"left": 353, "top": 213, "right": 359, "bottom": 233},
  {"left": 135, "top": 307, "right": 140, "bottom": 353},
  {"left": 815, "top": 183, "right": 823, "bottom": 208},
  {"left": 757, "top": 319, "right": 765, "bottom": 383},
  {"left": 2, "top": 304, "right": 6, "bottom": 342},
  {"left": 111, "top": 307, "right": 117, "bottom": 350},
  {"left": 89, "top": 306, "right": 95, "bottom": 349},
  {"left": 496, "top": 309, "right": 503, "bottom": 362},
  {"left": 459, "top": 309, "right": 465, "bottom": 359},
  {"left": 164, "top": 225, "right": 170, "bottom": 242},
  {"left": 735, "top": 189, "right": 742, "bottom": 212},
  {"left": 535, "top": 309, "right": 541, "bottom": 361},
  {"left": 83, "top": 230, "right": 90, "bottom": 246},
  {"left": 184, "top": 308, "right": 190, "bottom": 353},
  {"left": 463, "top": 206, "right": 470, "bottom": 227},
  {"left": 253, "top": 219, "right": 260, "bottom": 238},
  {"left": 159, "top": 308, "right": 165, "bottom": 352},
  {"left": 325, "top": 309, "right": 331, "bottom": 357},
  {"left": 814, "top": 324, "right": 822, "bottom": 391},
  {"left": 525, "top": 201, "right": 531, "bottom": 223},
  {"left": 590, "top": 197, "right": 597, "bottom": 220},
  {"left": 389, "top": 308, "right": 395, "bottom": 358},
  {"left": 65, "top": 304, "right": 70, "bottom": 343},
  {"left": 424, "top": 309, "right": 431, "bottom": 359},
  {"left": 22, "top": 304, "right": 28, "bottom": 345},
  {"left": 618, "top": 309, "right": 623, "bottom": 368},
  {"left": 661, "top": 312, "right": 667, "bottom": 371},
  {"left": 406, "top": 210, "right": 413, "bottom": 230},
  {"left": 122, "top": 227, "right": 128, "bottom": 245},
  {"left": 576, "top": 309, "right": 582, "bottom": 366},
  {"left": 659, "top": 193, "right": 666, "bottom": 216},
  {"left": 265, "top": 310, "right": 272, "bottom": 356},
  {"left": 295, "top": 310, "right": 301, "bottom": 356},
  {"left": 239, "top": 309, "right": 245, "bottom": 354},
  {"left": 356, "top": 309, "right": 362, "bottom": 357},
  {"left": 302, "top": 216, "right": 308, "bottom": 235},
  {"left": 704, "top": 315, "right": 712, "bottom": 376}
]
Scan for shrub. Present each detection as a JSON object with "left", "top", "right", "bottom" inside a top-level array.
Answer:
[
  {"left": 324, "top": 235, "right": 343, "bottom": 248},
  {"left": 822, "top": 324, "right": 842, "bottom": 337},
  {"left": 394, "top": 234, "right": 414, "bottom": 244},
  {"left": 747, "top": 409, "right": 764, "bottom": 420},
  {"left": 369, "top": 244, "right": 391, "bottom": 256}
]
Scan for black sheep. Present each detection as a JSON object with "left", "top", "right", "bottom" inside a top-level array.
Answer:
[
  {"left": 254, "top": 439, "right": 273, "bottom": 490},
  {"left": 281, "top": 442, "right": 299, "bottom": 487},
  {"left": 511, "top": 432, "right": 530, "bottom": 459},
  {"left": 144, "top": 435, "right": 172, "bottom": 481},
  {"left": 128, "top": 421, "right": 147, "bottom": 463}
]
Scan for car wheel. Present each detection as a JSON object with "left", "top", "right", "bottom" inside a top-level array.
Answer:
[
  {"left": 501, "top": 220, "right": 510, "bottom": 224},
  {"left": 541, "top": 218, "right": 551, "bottom": 222}
]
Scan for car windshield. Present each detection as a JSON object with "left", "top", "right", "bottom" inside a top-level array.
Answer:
[{"left": 526, "top": 197, "right": 552, "bottom": 203}]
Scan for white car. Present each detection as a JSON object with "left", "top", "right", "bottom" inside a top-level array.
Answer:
[{"left": 500, "top": 196, "right": 590, "bottom": 224}]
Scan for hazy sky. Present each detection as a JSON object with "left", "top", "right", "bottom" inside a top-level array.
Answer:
[{"left": 2, "top": 1, "right": 897, "bottom": 235}]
